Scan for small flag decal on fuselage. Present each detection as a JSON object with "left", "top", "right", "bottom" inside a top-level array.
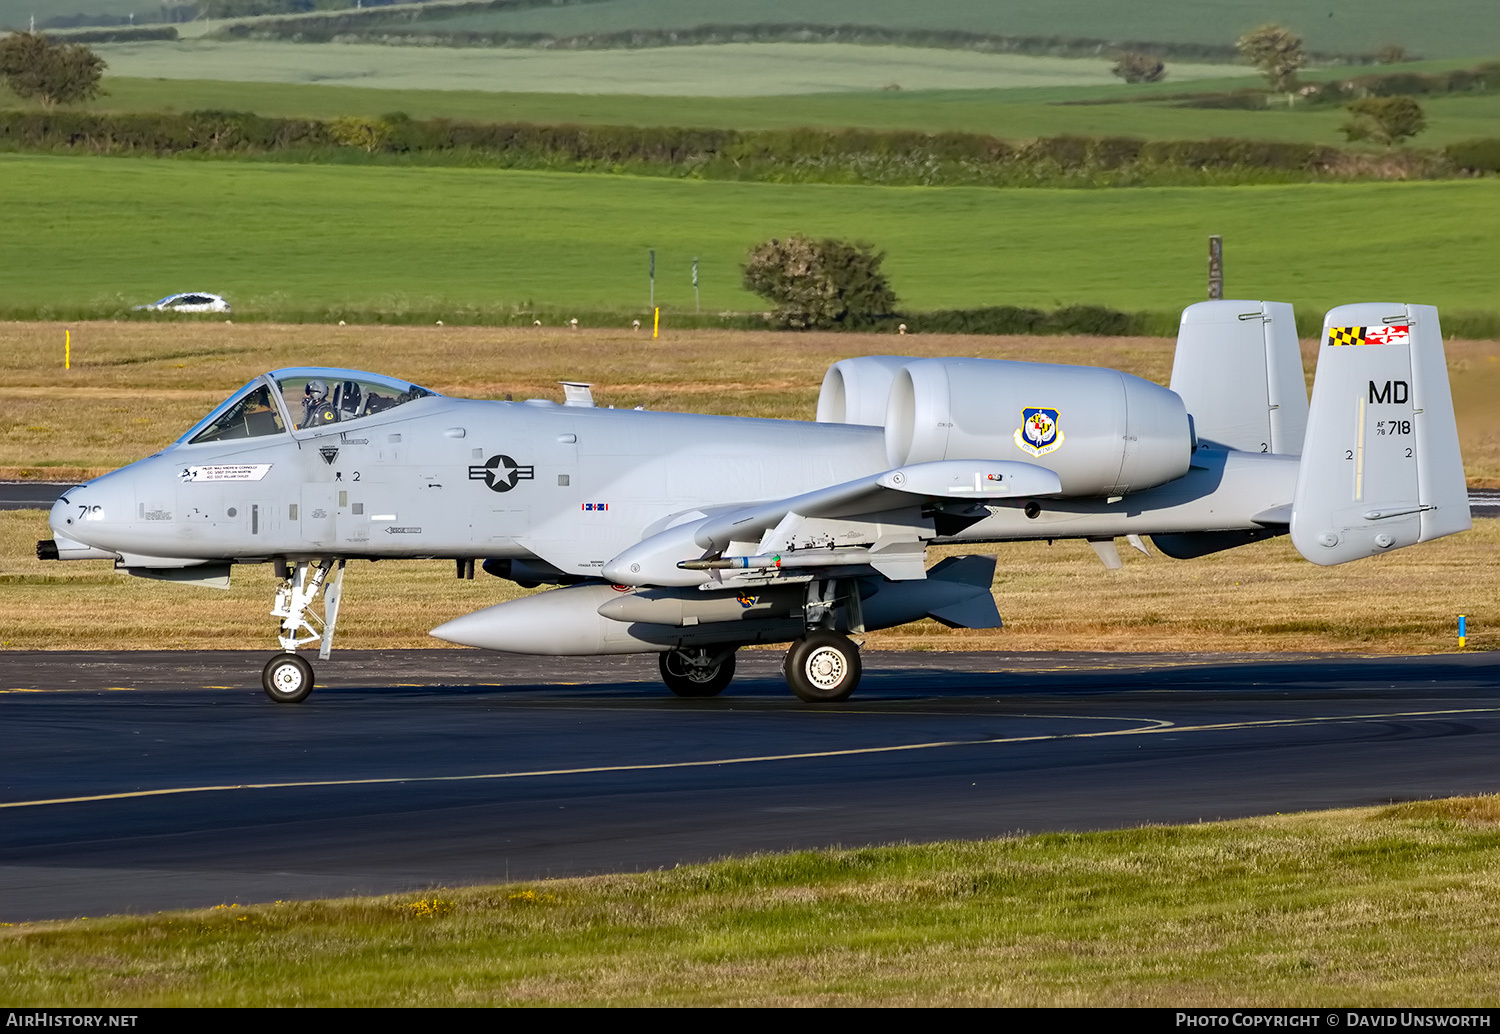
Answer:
[
  {"left": 1327, "top": 325, "right": 1410, "bottom": 347},
  {"left": 581, "top": 502, "right": 609, "bottom": 511}
]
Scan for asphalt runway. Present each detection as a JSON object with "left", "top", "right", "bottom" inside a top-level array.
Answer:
[{"left": 2, "top": 648, "right": 1499, "bottom": 923}]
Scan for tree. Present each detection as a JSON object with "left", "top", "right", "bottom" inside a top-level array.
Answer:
[
  {"left": 1376, "top": 44, "right": 1408, "bottom": 65},
  {"left": 329, "top": 116, "right": 392, "bottom": 154},
  {"left": 742, "top": 236, "right": 897, "bottom": 330},
  {"left": 1112, "top": 52, "right": 1166, "bottom": 85},
  {"left": 1342, "top": 95, "right": 1427, "bottom": 146},
  {"left": 0, "top": 32, "right": 106, "bottom": 110},
  {"left": 1236, "top": 24, "right": 1307, "bottom": 94}
]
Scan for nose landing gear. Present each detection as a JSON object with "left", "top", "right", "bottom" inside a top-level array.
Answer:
[
  {"left": 262, "top": 653, "right": 314, "bottom": 703},
  {"left": 262, "top": 558, "right": 344, "bottom": 703}
]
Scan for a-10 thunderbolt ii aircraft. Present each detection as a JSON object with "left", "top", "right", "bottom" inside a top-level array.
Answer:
[{"left": 38, "top": 300, "right": 1470, "bottom": 704}]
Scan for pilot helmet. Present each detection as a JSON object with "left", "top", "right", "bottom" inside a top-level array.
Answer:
[{"left": 304, "top": 380, "right": 329, "bottom": 405}]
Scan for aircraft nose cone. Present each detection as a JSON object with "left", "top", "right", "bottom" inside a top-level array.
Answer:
[
  {"left": 45, "top": 482, "right": 124, "bottom": 560},
  {"left": 47, "top": 491, "right": 72, "bottom": 537}
]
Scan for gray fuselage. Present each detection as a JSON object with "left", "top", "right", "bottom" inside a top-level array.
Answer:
[{"left": 51, "top": 383, "right": 1297, "bottom": 574}]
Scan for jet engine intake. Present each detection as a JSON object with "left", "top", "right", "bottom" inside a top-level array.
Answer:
[
  {"left": 884, "top": 358, "right": 1192, "bottom": 497},
  {"left": 816, "top": 355, "right": 917, "bottom": 426}
]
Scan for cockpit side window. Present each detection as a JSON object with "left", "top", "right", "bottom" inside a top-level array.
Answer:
[
  {"left": 277, "top": 374, "right": 434, "bottom": 431},
  {"left": 188, "top": 384, "right": 286, "bottom": 444}
]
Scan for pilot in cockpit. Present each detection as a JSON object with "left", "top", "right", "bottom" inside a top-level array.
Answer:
[{"left": 302, "top": 380, "right": 339, "bottom": 428}]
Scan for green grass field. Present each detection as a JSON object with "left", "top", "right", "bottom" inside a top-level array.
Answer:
[
  {"left": 59, "top": 75, "right": 1498, "bottom": 146},
  {"left": 2, "top": 48, "right": 1487, "bottom": 145},
  {"left": 6, "top": 799, "right": 1500, "bottom": 1005},
  {"left": 9, "top": 0, "right": 1498, "bottom": 61},
  {"left": 353, "top": 0, "right": 1500, "bottom": 62},
  {"left": 1, "top": 153, "right": 1497, "bottom": 316},
  {"left": 88, "top": 39, "right": 1252, "bottom": 96}
]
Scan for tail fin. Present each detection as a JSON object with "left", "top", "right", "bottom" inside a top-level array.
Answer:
[
  {"left": 1290, "top": 304, "right": 1470, "bottom": 566},
  {"left": 1170, "top": 300, "right": 1308, "bottom": 454}
]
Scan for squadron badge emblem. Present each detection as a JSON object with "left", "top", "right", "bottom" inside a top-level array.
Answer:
[{"left": 1014, "top": 407, "right": 1063, "bottom": 457}]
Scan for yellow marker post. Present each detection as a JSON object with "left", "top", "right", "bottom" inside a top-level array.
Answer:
[
  {"left": 64, "top": 330, "right": 70, "bottom": 370},
  {"left": 653, "top": 307, "right": 659, "bottom": 339},
  {"left": 1459, "top": 615, "right": 1467, "bottom": 649}
]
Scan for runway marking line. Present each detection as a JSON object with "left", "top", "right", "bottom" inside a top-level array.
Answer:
[{"left": 3, "top": 706, "right": 1495, "bottom": 811}]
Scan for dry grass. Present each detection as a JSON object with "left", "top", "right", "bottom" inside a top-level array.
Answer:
[
  {"left": 7, "top": 799, "right": 1500, "bottom": 1005},
  {"left": 2, "top": 321, "right": 1494, "bottom": 655}
]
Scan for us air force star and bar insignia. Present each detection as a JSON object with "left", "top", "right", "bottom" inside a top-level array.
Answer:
[
  {"left": 469, "top": 454, "right": 535, "bottom": 492},
  {"left": 1327, "top": 325, "right": 1411, "bottom": 347},
  {"left": 1014, "top": 407, "right": 1064, "bottom": 457}
]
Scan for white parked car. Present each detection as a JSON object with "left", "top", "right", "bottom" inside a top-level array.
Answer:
[{"left": 136, "top": 292, "right": 232, "bottom": 313}]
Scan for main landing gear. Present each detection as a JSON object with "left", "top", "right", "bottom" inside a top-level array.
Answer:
[
  {"left": 783, "top": 577, "right": 864, "bottom": 702},
  {"left": 653, "top": 578, "right": 866, "bottom": 703},
  {"left": 261, "top": 558, "right": 344, "bottom": 704},
  {"left": 784, "top": 630, "right": 862, "bottom": 703},
  {"left": 659, "top": 646, "right": 737, "bottom": 697}
]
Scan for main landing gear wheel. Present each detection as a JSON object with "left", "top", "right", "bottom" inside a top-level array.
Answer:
[
  {"left": 659, "top": 647, "right": 736, "bottom": 698},
  {"left": 785, "top": 631, "right": 861, "bottom": 703},
  {"left": 263, "top": 653, "right": 314, "bottom": 704}
]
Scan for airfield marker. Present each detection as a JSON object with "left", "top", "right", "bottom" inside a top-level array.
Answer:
[
  {"left": 653, "top": 307, "right": 659, "bottom": 339},
  {"left": 64, "top": 330, "right": 70, "bottom": 370},
  {"left": 1459, "top": 614, "right": 1467, "bottom": 649},
  {"left": 693, "top": 256, "right": 700, "bottom": 313}
]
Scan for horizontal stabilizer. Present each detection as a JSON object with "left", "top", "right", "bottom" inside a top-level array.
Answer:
[
  {"left": 1151, "top": 527, "right": 1287, "bottom": 560},
  {"left": 1290, "top": 303, "right": 1471, "bottom": 566}
]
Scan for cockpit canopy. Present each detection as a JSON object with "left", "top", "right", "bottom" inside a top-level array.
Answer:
[{"left": 180, "top": 368, "right": 439, "bottom": 445}]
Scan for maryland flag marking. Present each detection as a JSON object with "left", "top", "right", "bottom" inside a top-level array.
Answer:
[{"left": 1327, "top": 325, "right": 1411, "bottom": 347}]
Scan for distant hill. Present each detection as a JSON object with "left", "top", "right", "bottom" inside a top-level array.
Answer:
[
  {"left": 6, "top": 0, "right": 1498, "bottom": 61},
  {"left": 406, "top": 0, "right": 1499, "bottom": 62}
]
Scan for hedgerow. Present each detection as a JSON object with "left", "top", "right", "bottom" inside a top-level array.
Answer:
[{"left": 0, "top": 110, "right": 1474, "bottom": 187}]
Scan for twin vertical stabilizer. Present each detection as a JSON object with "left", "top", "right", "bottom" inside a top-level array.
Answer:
[
  {"left": 1171, "top": 300, "right": 1308, "bottom": 455},
  {"left": 1290, "top": 303, "right": 1470, "bottom": 565}
]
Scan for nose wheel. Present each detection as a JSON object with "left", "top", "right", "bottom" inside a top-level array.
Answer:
[
  {"left": 784, "top": 631, "right": 861, "bottom": 703},
  {"left": 263, "top": 653, "right": 314, "bottom": 704},
  {"left": 262, "top": 557, "right": 345, "bottom": 704}
]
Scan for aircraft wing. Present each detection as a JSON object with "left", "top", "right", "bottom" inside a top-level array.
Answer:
[{"left": 602, "top": 459, "right": 1062, "bottom": 587}]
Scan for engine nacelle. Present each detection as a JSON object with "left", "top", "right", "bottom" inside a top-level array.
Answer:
[
  {"left": 816, "top": 355, "right": 917, "bottom": 426},
  {"left": 884, "top": 358, "right": 1192, "bottom": 497}
]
